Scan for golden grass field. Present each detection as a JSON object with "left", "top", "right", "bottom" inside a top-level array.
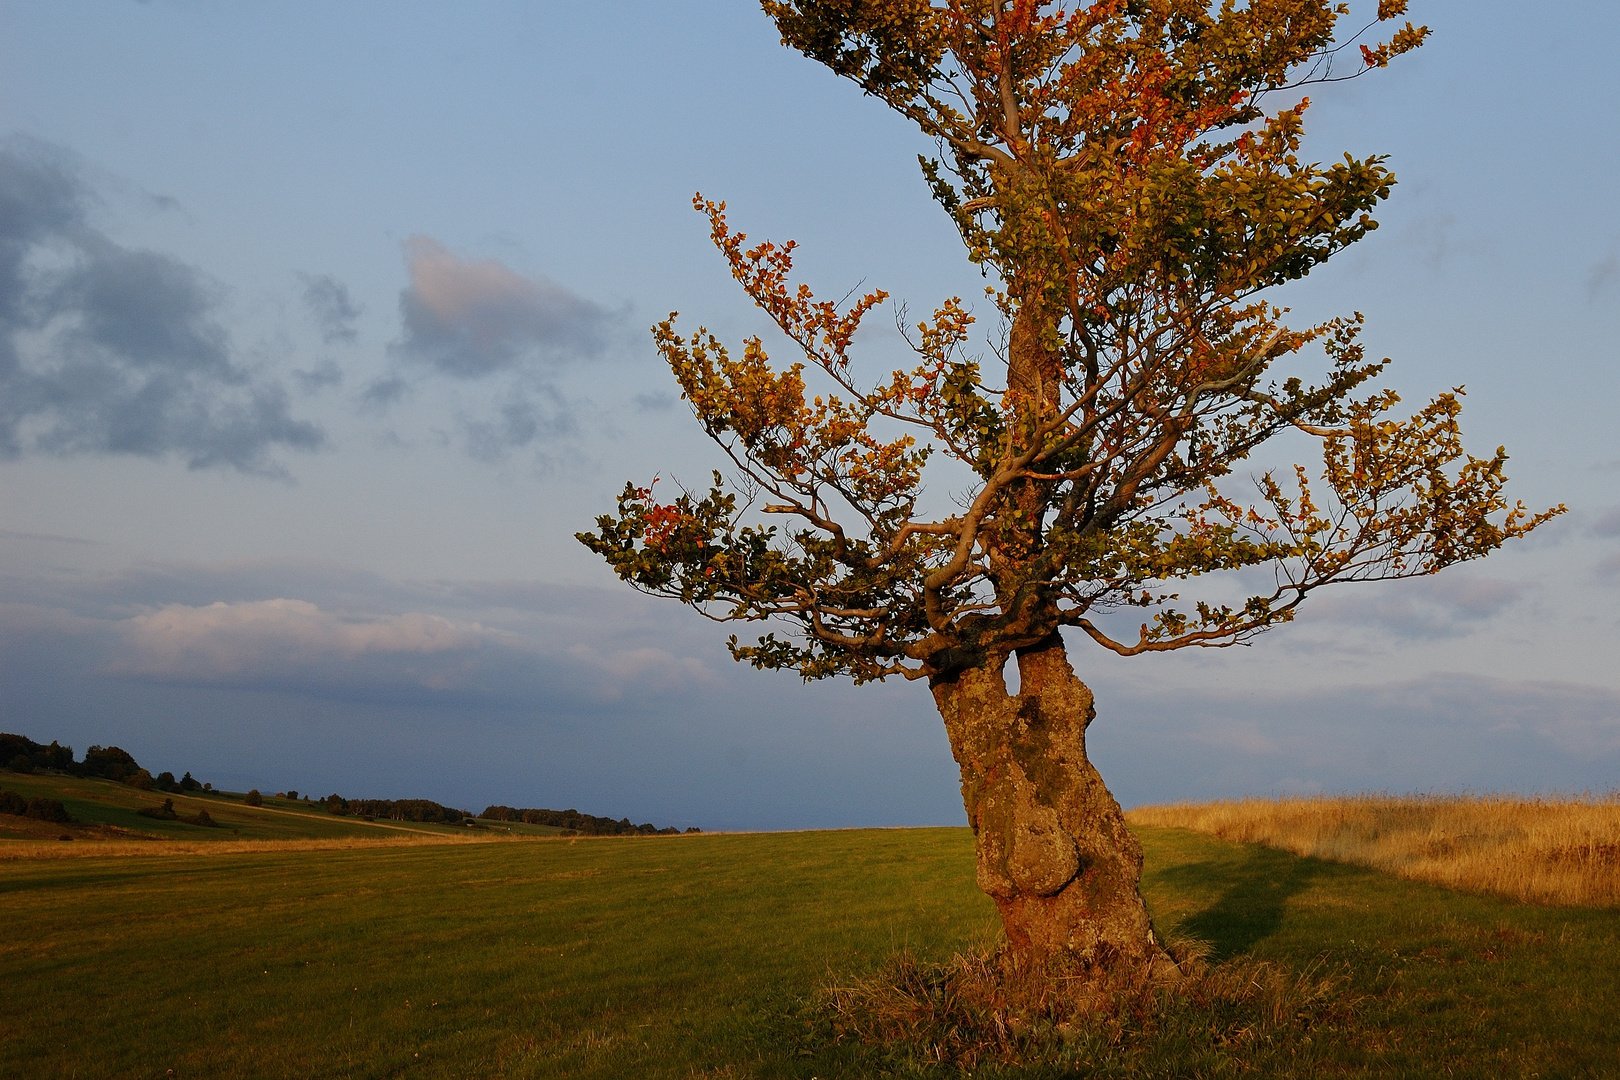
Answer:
[{"left": 1127, "top": 794, "right": 1620, "bottom": 907}]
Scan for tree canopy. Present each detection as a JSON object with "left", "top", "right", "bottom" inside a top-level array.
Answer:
[{"left": 581, "top": 0, "right": 1557, "bottom": 686}]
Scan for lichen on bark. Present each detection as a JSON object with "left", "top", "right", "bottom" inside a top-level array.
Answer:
[{"left": 935, "top": 635, "right": 1167, "bottom": 974}]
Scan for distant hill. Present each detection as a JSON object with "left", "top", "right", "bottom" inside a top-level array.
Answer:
[
  {"left": 1, "top": 731, "right": 203, "bottom": 794},
  {"left": 1, "top": 731, "right": 698, "bottom": 838}
]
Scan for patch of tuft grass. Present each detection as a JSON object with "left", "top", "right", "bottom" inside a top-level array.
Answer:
[{"left": 820, "top": 944, "right": 1358, "bottom": 1075}]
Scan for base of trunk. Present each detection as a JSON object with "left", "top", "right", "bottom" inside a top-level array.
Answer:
[{"left": 933, "top": 635, "right": 1176, "bottom": 987}]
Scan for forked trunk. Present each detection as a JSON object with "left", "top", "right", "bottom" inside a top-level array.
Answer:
[{"left": 931, "top": 633, "right": 1173, "bottom": 982}]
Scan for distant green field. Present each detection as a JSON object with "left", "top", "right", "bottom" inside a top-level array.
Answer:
[
  {"left": 3, "top": 820, "right": 1617, "bottom": 1077},
  {"left": 0, "top": 772, "right": 564, "bottom": 842}
]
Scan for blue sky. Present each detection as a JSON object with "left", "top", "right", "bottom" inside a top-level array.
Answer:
[{"left": 2, "top": 2, "right": 1617, "bottom": 829}]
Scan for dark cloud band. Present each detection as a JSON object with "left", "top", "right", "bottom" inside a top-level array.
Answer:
[
  {"left": 0, "top": 136, "right": 324, "bottom": 475},
  {"left": 300, "top": 272, "right": 362, "bottom": 345}
]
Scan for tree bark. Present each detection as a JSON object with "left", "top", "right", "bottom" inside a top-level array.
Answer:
[{"left": 931, "top": 633, "right": 1172, "bottom": 980}]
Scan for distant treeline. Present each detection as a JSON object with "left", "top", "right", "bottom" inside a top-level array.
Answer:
[
  {"left": 479, "top": 805, "right": 698, "bottom": 836},
  {"left": 5, "top": 731, "right": 697, "bottom": 836},
  {"left": 2, "top": 732, "right": 203, "bottom": 793},
  {"left": 315, "top": 793, "right": 469, "bottom": 823}
]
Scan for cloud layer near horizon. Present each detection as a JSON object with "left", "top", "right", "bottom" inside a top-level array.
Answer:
[
  {"left": 113, "top": 599, "right": 495, "bottom": 689},
  {"left": 2, "top": 557, "right": 1616, "bottom": 825},
  {"left": 0, "top": 558, "right": 953, "bottom": 827},
  {"left": 1088, "top": 671, "right": 1620, "bottom": 805}
]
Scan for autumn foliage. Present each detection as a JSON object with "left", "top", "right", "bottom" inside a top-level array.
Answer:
[
  {"left": 582, "top": 3, "right": 1565, "bottom": 985},
  {"left": 582, "top": 1, "right": 1557, "bottom": 686}
]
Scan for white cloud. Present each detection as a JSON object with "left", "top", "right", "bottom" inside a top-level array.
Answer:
[
  {"left": 394, "top": 235, "right": 613, "bottom": 378},
  {"left": 78, "top": 584, "right": 723, "bottom": 705},
  {"left": 111, "top": 599, "right": 495, "bottom": 687},
  {"left": 566, "top": 642, "right": 718, "bottom": 700},
  {"left": 377, "top": 236, "right": 619, "bottom": 459}
]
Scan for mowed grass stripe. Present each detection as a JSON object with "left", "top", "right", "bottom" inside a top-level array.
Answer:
[
  {"left": 3, "top": 826, "right": 1619, "bottom": 1078},
  {"left": 0, "top": 829, "right": 997, "bottom": 1078}
]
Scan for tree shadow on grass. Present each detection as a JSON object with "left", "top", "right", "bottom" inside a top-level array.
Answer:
[{"left": 1155, "top": 845, "right": 1323, "bottom": 960}]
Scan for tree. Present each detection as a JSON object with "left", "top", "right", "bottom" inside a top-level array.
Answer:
[
  {"left": 0, "top": 734, "right": 74, "bottom": 773},
  {"left": 580, "top": 0, "right": 1559, "bottom": 983},
  {"left": 137, "top": 797, "right": 179, "bottom": 821},
  {"left": 78, "top": 745, "right": 140, "bottom": 782}
]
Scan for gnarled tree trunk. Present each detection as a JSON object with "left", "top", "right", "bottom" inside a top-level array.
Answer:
[{"left": 931, "top": 633, "right": 1172, "bottom": 981}]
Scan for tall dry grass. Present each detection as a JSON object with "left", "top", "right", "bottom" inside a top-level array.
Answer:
[{"left": 1128, "top": 794, "right": 1620, "bottom": 906}]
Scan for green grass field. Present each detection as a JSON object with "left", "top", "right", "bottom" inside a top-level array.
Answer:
[{"left": 3, "top": 798, "right": 1618, "bottom": 1077}]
